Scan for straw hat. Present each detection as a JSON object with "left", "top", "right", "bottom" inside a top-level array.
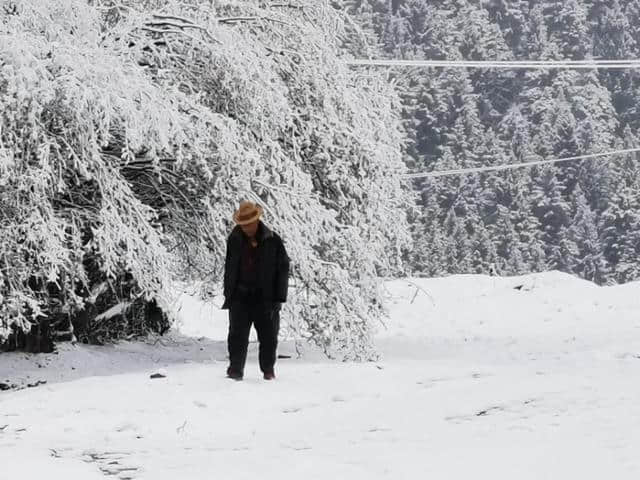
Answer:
[{"left": 232, "top": 201, "right": 263, "bottom": 225}]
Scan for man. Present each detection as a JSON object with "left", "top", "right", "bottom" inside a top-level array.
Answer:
[{"left": 222, "top": 201, "right": 290, "bottom": 381}]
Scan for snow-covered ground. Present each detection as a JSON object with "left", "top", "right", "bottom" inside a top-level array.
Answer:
[{"left": 1, "top": 272, "right": 639, "bottom": 479}]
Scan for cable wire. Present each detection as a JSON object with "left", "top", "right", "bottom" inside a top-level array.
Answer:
[
  {"left": 347, "top": 59, "right": 640, "bottom": 69},
  {"left": 403, "top": 147, "right": 640, "bottom": 179},
  {"left": 345, "top": 59, "right": 640, "bottom": 176}
]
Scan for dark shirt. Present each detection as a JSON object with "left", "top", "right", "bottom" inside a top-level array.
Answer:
[{"left": 238, "top": 236, "right": 259, "bottom": 288}]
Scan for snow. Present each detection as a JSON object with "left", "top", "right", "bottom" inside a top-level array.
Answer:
[
  {"left": 94, "top": 302, "right": 129, "bottom": 321},
  {"left": 1, "top": 271, "right": 640, "bottom": 479}
]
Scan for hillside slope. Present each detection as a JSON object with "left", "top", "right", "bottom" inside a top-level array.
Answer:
[{"left": 1, "top": 272, "right": 639, "bottom": 479}]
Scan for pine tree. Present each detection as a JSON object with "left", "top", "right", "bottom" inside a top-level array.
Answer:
[
  {"left": 338, "top": 0, "right": 386, "bottom": 57},
  {"left": 552, "top": 0, "right": 591, "bottom": 59},
  {"left": 593, "top": 0, "right": 635, "bottom": 60},
  {"left": 490, "top": 205, "right": 526, "bottom": 274},
  {"left": 600, "top": 129, "right": 640, "bottom": 282},
  {"left": 568, "top": 188, "right": 609, "bottom": 283},
  {"left": 531, "top": 166, "right": 572, "bottom": 255},
  {"left": 512, "top": 187, "right": 548, "bottom": 273},
  {"left": 485, "top": 0, "right": 530, "bottom": 55},
  {"left": 347, "top": 0, "right": 640, "bottom": 285},
  {"left": 442, "top": 209, "right": 473, "bottom": 273},
  {"left": 626, "top": 0, "right": 640, "bottom": 55},
  {"left": 549, "top": 227, "right": 580, "bottom": 273},
  {"left": 409, "top": 183, "right": 448, "bottom": 276}
]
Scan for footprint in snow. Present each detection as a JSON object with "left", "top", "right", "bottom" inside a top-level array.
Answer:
[
  {"left": 367, "top": 427, "right": 391, "bottom": 433},
  {"left": 282, "top": 403, "right": 319, "bottom": 414},
  {"left": 282, "top": 406, "right": 302, "bottom": 414},
  {"left": 80, "top": 450, "right": 140, "bottom": 479}
]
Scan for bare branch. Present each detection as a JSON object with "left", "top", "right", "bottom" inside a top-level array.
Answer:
[
  {"left": 216, "top": 16, "right": 260, "bottom": 24},
  {"left": 143, "top": 14, "right": 221, "bottom": 44},
  {"left": 217, "top": 16, "right": 291, "bottom": 27},
  {"left": 151, "top": 13, "right": 195, "bottom": 24},
  {"left": 269, "top": 2, "right": 303, "bottom": 8},
  {"left": 141, "top": 26, "right": 187, "bottom": 36}
]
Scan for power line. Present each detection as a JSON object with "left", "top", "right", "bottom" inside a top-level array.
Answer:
[
  {"left": 347, "top": 59, "right": 640, "bottom": 69},
  {"left": 346, "top": 59, "right": 640, "bottom": 175},
  {"left": 403, "top": 147, "right": 640, "bottom": 179}
]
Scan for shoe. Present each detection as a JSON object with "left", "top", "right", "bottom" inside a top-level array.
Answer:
[
  {"left": 263, "top": 371, "right": 276, "bottom": 380},
  {"left": 226, "top": 367, "right": 243, "bottom": 381}
]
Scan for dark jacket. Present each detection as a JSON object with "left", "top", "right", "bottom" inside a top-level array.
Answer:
[{"left": 222, "top": 222, "right": 290, "bottom": 309}]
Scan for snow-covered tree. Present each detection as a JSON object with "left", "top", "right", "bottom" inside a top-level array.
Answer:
[
  {"left": 348, "top": 0, "right": 640, "bottom": 286},
  {"left": 0, "top": 0, "right": 412, "bottom": 358},
  {"left": 568, "top": 188, "right": 609, "bottom": 283}
]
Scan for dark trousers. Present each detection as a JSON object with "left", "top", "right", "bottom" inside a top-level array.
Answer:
[{"left": 228, "top": 301, "right": 280, "bottom": 374}]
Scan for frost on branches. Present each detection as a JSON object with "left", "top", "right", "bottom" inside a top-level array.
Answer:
[{"left": 0, "top": 0, "right": 411, "bottom": 358}]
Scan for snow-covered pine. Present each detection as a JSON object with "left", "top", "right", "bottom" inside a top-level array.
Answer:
[
  {"left": 347, "top": 0, "right": 640, "bottom": 286},
  {"left": 0, "top": 0, "right": 411, "bottom": 358}
]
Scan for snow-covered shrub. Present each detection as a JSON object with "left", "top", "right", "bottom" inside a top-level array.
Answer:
[{"left": 0, "top": 0, "right": 411, "bottom": 358}]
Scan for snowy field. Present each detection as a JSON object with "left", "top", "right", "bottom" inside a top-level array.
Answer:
[{"left": 1, "top": 272, "right": 639, "bottom": 479}]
